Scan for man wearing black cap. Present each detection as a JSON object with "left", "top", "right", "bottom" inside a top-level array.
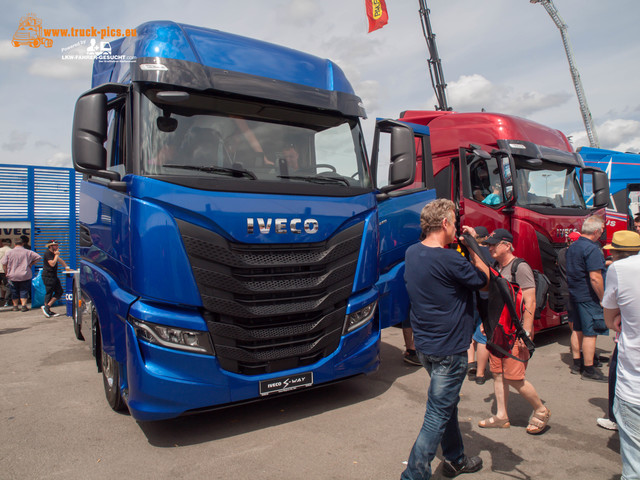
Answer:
[
  {"left": 478, "top": 228, "right": 550, "bottom": 434},
  {"left": 41, "top": 240, "right": 69, "bottom": 318}
]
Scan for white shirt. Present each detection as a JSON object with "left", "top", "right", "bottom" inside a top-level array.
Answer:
[
  {"left": 603, "top": 254, "right": 640, "bottom": 405},
  {"left": 0, "top": 245, "right": 11, "bottom": 273}
]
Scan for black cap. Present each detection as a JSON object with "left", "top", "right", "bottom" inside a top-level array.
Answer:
[
  {"left": 474, "top": 226, "right": 489, "bottom": 238},
  {"left": 483, "top": 228, "right": 514, "bottom": 245}
]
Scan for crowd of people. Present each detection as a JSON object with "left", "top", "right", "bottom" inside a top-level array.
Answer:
[
  {"left": 0, "top": 237, "right": 69, "bottom": 317},
  {"left": 400, "top": 199, "right": 640, "bottom": 480}
]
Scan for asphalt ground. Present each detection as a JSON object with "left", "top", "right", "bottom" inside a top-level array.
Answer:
[{"left": 0, "top": 304, "right": 622, "bottom": 480}]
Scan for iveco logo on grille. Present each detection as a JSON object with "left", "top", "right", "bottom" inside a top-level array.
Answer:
[{"left": 247, "top": 218, "right": 319, "bottom": 234}]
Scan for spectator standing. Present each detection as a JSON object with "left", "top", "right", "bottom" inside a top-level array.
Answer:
[
  {"left": 467, "top": 226, "right": 493, "bottom": 384},
  {"left": 401, "top": 199, "right": 489, "bottom": 480},
  {"left": 602, "top": 230, "right": 640, "bottom": 479},
  {"left": 558, "top": 231, "right": 580, "bottom": 369},
  {"left": 0, "top": 238, "right": 41, "bottom": 311},
  {"left": 20, "top": 235, "right": 31, "bottom": 250},
  {"left": 41, "top": 240, "right": 69, "bottom": 318},
  {"left": 0, "top": 239, "right": 12, "bottom": 306},
  {"left": 478, "top": 228, "right": 550, "bottom": 434},
  {"left": 566, "top": 216, "right": 608, "bottom": 381}
]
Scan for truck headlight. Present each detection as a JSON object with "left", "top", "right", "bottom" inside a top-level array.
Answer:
[
  {"left": 343, "top": 300, "right": 377, "bottom": 334},
  {"left": 129, "top": 317, "right": 214, "bottom": 355}
]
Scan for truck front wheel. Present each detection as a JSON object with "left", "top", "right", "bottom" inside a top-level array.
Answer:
[{"left": 96, "top": 314, "right": 126, "bottom": 412}]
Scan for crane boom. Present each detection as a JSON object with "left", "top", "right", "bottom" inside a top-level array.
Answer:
[
  {"left": 418, "top": 0, "right": 451, "bottom": 111},
  {"left": 531, "top": 0, "right": 599, "bottom": 148}
]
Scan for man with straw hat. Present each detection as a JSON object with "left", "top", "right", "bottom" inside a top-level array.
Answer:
[
  {"left": 603, "top": 229, "right": 640, "bottom": 478},
  {"left": 41, "top": 240, "right": 69, "bottom": 318}
]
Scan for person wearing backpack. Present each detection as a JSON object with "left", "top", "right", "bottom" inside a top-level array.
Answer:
[{"left": 478, "top": 228, "right": 551, "bottom": 434}]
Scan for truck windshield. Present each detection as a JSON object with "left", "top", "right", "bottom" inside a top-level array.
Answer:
[
  {"left": 514, "top": 158, "right": 586, "bottom": 209},
  {"left": 139, "top": 90, "right": 371, "bottom": 192}
]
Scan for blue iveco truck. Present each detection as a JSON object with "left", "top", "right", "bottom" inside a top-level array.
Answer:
[{"left": 71, "top": 21, "right": 435, "bottom": 420}]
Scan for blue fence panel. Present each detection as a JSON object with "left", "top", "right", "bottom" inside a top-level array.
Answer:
[{"left": 0, "top": 164, "right": 80, "bottom": 306}]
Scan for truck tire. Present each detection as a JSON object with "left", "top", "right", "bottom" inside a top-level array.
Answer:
[
  {"left": 95, "top": 309, "right": 126, "bottom": 412},
  {"left": 72, "top": 280, "right": 84, "bottom": 341}
]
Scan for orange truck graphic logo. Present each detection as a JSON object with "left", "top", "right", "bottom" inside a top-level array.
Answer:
[{"left": 12, "top": 13, "right": 52, "bottom": 48}]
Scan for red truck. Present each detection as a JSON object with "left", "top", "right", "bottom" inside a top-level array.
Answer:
[{"left": 399, "top": 110, "right": 609, "bottom": 331}]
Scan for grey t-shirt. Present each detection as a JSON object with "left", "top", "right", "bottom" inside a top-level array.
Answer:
[{"left": 500, "top": 258, "right": 535, "bottom": 291}]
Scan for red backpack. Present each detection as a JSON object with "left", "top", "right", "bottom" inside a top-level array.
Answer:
[{"left": 463, "top": 234, "right": 535, "bottom": 362}]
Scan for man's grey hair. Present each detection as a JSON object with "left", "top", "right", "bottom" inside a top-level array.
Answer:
[
  {"left": 581, "top": 216, "right": 605, "bottom": 235},
  {"left": 420, "top": 199, "right": 456, "bottom": 237}
]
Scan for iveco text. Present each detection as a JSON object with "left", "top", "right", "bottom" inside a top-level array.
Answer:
[{"left": 247, "top": 218, "right": 319, "bottom": 234}]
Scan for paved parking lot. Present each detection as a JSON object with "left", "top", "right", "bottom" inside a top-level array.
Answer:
[{"left": 0, "top": 305, "right": 622, "bottom": 479}]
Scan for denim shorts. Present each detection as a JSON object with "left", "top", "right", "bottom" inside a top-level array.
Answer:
[
  {"left": 570, "top": 299, "right": 608, "bottom": 336},
  {"left": 10, "top": 279, "right": 31, "bottom": 299}
]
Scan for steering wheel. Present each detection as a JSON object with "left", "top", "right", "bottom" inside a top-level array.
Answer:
[{"left": 315, "top": 164, "right": 337, "bottom": 173}]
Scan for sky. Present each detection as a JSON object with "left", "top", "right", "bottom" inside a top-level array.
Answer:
[{"left": 1, "top": 0, "right": 639, "bottom": 168}]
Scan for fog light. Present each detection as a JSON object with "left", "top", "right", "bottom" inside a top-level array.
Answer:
[
  {"left": 129, "top": 317, "right": 214, "bottom": 355},
  {"left": 343, "top": 300, "right": 377, "bottom": 334}
]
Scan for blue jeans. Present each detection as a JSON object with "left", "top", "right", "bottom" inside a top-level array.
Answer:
[
  {"left": 401, "top": 352, "right": 467, "bottom": 480},
  {"left": 615, "top": 396, "right": 640, "bottom": 480}
]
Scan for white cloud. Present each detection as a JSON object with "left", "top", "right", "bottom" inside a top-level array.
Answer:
[
  {"left": 28, "top": 56, "right": 92, "bottom": 79},
  {"left": 2, "top": 130, "right": 29, "bottom": 152},
  {"left": 46, "top": 152, "right": 72, "bottom": 168},
  {"left": 430, "top": 74, "right": 571, "bottom": 117},
  {"left": 0, "top": 40, "right": 29, "bottom": 60},
  {"left": 569, "top": 119, "right": 640, "bottom": 153}
]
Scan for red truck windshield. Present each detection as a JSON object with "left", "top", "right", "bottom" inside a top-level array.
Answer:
[{"left": 514, "top": 158, "right": 586, "bottom": 209}]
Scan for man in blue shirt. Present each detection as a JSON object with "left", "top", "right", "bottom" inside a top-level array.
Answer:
[
  {"left": 401, "top": 199, "right": 489, "bottom": 480},
  {"left": 566, "top": 215, "right": 607, "bottom": 382}
]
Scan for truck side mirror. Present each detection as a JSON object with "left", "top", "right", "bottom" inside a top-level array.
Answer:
[
  {"left": 591, "top": 169, "right": 610, "bottom": 209},
  {"left": 499, "top": 154, "right": 517, "bottom": 206},
  {"left": 371, "top": 120, "right": 417, "bottom": 196},
  {"left": 72, "top": 93, "right": 108, "bottom": 173},
  {"left": 385, "top": 126, "right": 416, "bottom": 190}
]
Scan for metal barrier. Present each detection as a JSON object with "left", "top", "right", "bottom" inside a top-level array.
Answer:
[{"left": 0, "top": 164, "right": 80, "bottom": 310}]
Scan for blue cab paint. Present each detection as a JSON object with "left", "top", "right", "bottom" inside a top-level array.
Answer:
[{"left": 73, "top": 21, "right": 433, "bottom": 420}]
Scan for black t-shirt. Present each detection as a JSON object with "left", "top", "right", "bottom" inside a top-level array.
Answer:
[
  {"left": 42, "top": 249, "right": 58, "bottom": 279},
  {"left": 405, "top": 243, "right": 487, "bottom": 356}
]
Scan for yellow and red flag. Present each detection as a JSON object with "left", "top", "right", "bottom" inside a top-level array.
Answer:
[{"left": 365, "top": 0, "right": 388, "bottom": 33}]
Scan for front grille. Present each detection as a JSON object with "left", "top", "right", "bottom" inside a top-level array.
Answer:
[
  {"left": 177, "top": 219, "right": 363, "bottom": 375},
  {"left": 536, "top": 232, "right": 566, "bottom": 312}
]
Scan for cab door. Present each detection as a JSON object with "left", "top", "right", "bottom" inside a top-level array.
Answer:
[
  {"left": 371, "top": 120, "right": 435, "bottom": 329},
  {"left": 457, "top": 145, "right": 511, "bottom": 234}
]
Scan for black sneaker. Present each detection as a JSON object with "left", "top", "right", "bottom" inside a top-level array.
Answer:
[
  {"left": 581, "top": 368, "right": 607, "bottom": 382},
  {"left": 403, "top": 349, "right": 421, "bottom": 366},
  {"left": 467, "top": 362, "right": 477, "bottom": 381},
  {"left": 442, "top": 455, "right": 483, "bottom": 478},
  {"left": 21, "top": 306, "right": 29, "bottom": 312},
  {"left": 475, "top": 375, "right": 486, "bottom": 385},
  {"left": 570, "top": 363, "right": 582, "bottom": 375},
  {"left": 41, "top": 306, "right": 52, "bottom": 318}
]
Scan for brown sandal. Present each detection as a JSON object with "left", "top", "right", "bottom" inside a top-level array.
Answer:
[
  {"left": 478, "top": 416, "right": 510, "bottom": 428},
  {"left": 527, "top": 408, "right": 551, "bottom": 435}
]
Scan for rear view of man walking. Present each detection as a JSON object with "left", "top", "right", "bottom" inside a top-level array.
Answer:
[
  {"left": 566, "top": 216, "right": 608, "bottom": 381},
  {"left": 0, "top": 238, "right": 41, "bottom": 311},
  {"left": 401, "top": 199, "right": 489, "bottom": 480}
]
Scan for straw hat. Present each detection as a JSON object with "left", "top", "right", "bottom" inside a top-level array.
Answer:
[
  {"left": 604, "top": 230, "right": 640, "bottom": 251},
  {"left": 45, "top": 240, "right": 59, "bottom": 247}
]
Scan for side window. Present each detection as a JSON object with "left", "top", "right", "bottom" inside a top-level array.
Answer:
[
  {"left": 106, "top": 106, "right": 126, "bottom": 177},
  {"left": 468, "top": 156, "right": 504, "bottom": 207}
]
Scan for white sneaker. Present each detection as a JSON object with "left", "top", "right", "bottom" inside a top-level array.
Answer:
[{"left": 596, "top": 418, "right": 618, "bottom": 431}]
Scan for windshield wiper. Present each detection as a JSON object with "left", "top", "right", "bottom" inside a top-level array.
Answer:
[
  {"left": 527, "top": 202, "right": 557, "bottom": 207},
  {"left": 561, "top": 204, "right": 586, "bottom": 209},
  {"left": 164, "top": 164, "right": 256, "bottom": 180},
  {"left": 278, "top": 175, "right": 349, "bottom": 187}
]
